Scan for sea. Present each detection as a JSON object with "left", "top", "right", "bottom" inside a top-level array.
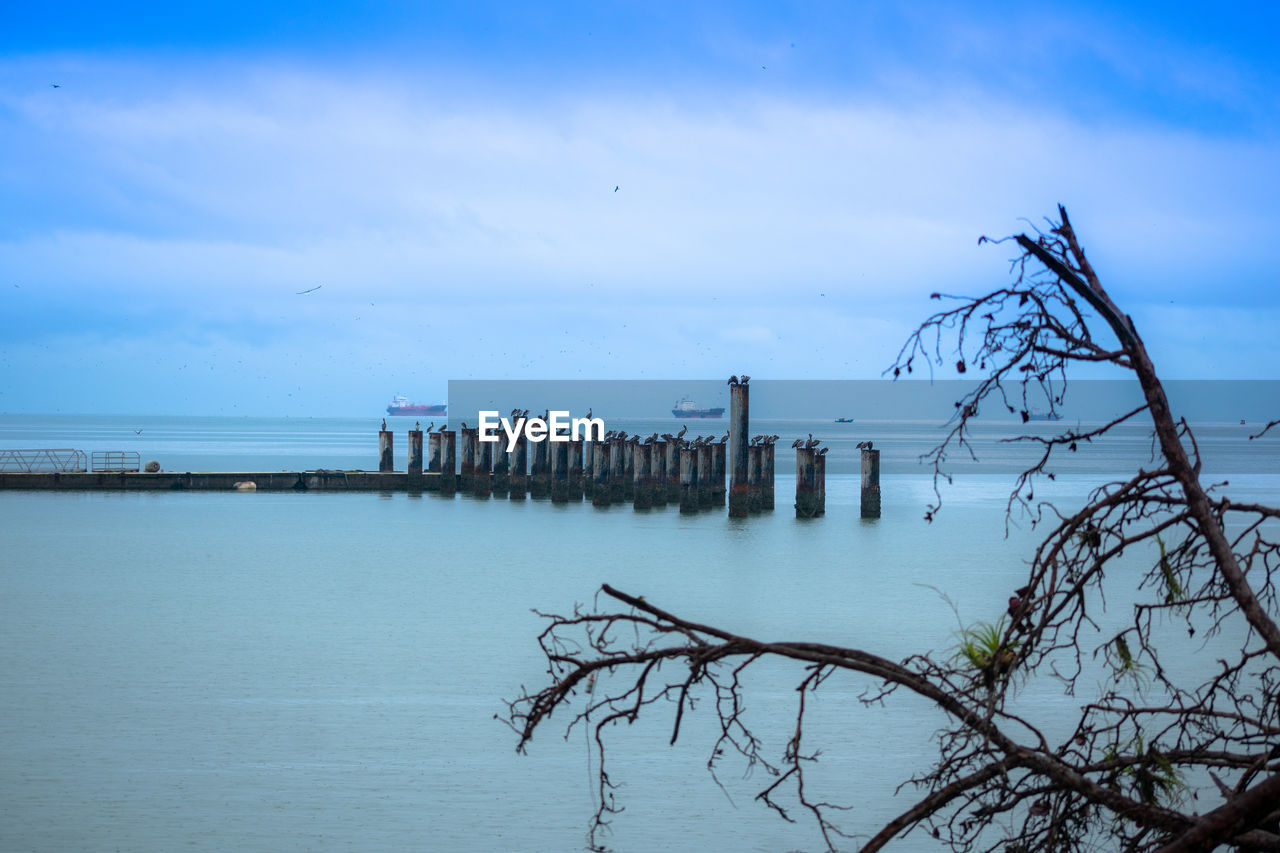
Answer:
[{"left": 2, "top": 413, "right": 1279, "bottom": 852}]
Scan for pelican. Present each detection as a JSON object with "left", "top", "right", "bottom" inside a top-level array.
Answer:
[
  {"left": 728, "top": 375, "right": 738, "bottom": 385},
  {"left": 856, "top": 440, "right": 874, "bottom": 450},
  {"left": 677, "top": 425, "right": 688, "bottom": 438},
  {"left": 461, "top": 421, "right": 468, "bottom": 430},
  {"left": 438, "top": 423, "right": 448, "bottom": 432},
  {"left": 381, "top": 418, "right": 387, "bottom": 431},
  {"left": 718, "top": 434, "right": 728, "bottom": 444},
  {"left": 791, "top": 438, "right": 803, "bottom": 448},
  {"left": 740, "top": 375, "right": 750, "bottom": 383},
  {"left": 586, "top": 408, "right": 593, "bottom": 419}
]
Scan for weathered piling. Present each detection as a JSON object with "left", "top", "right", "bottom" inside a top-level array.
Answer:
[
  {"left": 509, "top": 435, "right": 528, "bottom": 499},
  {"left": 609, "top": 438, "right": 626, "bottom": 503},
  {"left": 728, "top": 381, "right": 749, "bottom": 517},
  {"left": 815, "top": 449, "right": 827, "bottom": 516},
  {"left": 623, "top": 439, "right": 636, "bottom": 499},
  {"left": 427, "top": 432, "right": 442, "bottom": 474},
  {"left": 592, "top": 441, "right": 611, "bottom": 506},
  {"left": 568, "top": 439, "right": 584, "bottom": 501},
  {"left": 379, "top": 429, "right": 394, "bottom": 473},
  {"left": 665, "top": 440, "right": 681, "bottom": 502},
  {"left": 530, "top": 437, "right": 550, "bottom": 498},
  {"left": 440, "top": 430, "right": 457, "bottom": 494},
  {"left": 679, "top": 446, "right": 699, "bottom": 513},
  {"left": 473, "top": 436, "right": 492, "bottom": 497},
  {"left": 582, "top": 439, "right": 595, "bottom": 498},
  {"left": 795, "top": 446, "right": 820, "bottom": 518},
  {"left": 711, "top": 440, "right": 726, "bottom": 507},
  {"left": 550, "top": 440, "right": 570, "bottom": 502},
  {"left": 696, "top": 442, "right": 713, "bottom": 508},
  {"left": 861, "top": 447, "right": 881, "bottom": 519},
  {"left": 761, "top": 441, "right": 776, "bottom": 510},
  {"left": 459, "top": 428, "right": 477, "bottom": 491},
  {"left": 652, "top": 439, "right": 668, "bottom": 507},
  {"left": 633, "top": 442, "right": 652, "bottom": 510},
  {"left": 491, "top": 440, "right": 510, "bottom": 496},
  {"left": 747, "top": 444, "right": 763, "bottom": 512},
  {"left": 408, "top": 429, "right": 424, "bottom": 486}
]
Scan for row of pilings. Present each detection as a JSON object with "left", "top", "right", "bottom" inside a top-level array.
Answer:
[{"left": 380, "top": 376, "right": 880, "bottom": 518}]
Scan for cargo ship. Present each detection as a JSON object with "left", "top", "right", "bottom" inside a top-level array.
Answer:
[
  {"left": 386, "top": 394, "right": 447, "bottom": 417},
  {"left": 671, "top": 397, "right": 725, "bottom": 419}
]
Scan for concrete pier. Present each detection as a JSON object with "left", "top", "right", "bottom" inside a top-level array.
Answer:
[
  {"left": 408, "top": 429, "right": 424, "bottom": 487},
  {"left": 761, "top": 441, "right": 776, "bottom": 510},
  {"left": 795, "top": 446, "right": 820, "bottom": 518},
  {"left": 679, "top": 446, "right": 698, "bottom": 513},
  {"left": 509, "top": 435, "right": 528, "bottom": 499},
  {"left": 379, "top": 430, "right": 394, "bottom": 473},
  {"left": 861, "top": 447, "right": 881, "bottom": 519},
  {"left": 728, "top": 381, "right": 749, "bottom": 517},
  {"left": 592, "top": 441, "right": 611, "bottom": 506},
  {"left": 427, "top": 432, "right": 442, "bottom": 474}
]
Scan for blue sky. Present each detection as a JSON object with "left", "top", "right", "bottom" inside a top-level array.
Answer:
[{"left": 2, "top": 2, "right": 1278, "bottom": 415}]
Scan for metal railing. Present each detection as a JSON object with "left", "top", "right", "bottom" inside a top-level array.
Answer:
[
  {"left": 91, "top": 451, "right": 141, "bottom": 473},
  {"left": 0, "top": 448, "right": 89, "bottom": 473}
]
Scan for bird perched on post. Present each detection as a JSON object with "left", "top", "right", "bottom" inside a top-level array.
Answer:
[
  {"left": 728, "top": 375, "right": 738, "bottom": 385},
  {"left": 677, "top": 425, "right": 688, "bottom": 438},
  {"left": 791, "top": 438, "right": 803, "bottom": 448},
  {"left": 460, "top": 421, "right": 468, "bottom": 430},
  {"left": 438, "top": 423, "right": 448, "bottom": 432},
  {"left": 381, "top": 418, "right": 387, "bottom": 431},
  {"left": 740, "top": 375, "right": 750, "bottom": 384},
  {"left": 856, "top": 440, "right": 874, "bottom": 450},
  {"left": 718, "top": 433, "right": 728, "bottom": 444}
]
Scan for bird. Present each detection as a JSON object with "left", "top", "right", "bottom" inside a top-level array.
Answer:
[
  {"left": 415, "top": 421, "right": 421, "bottom": 430},
  {"left": 718, "top": 434, "right": 728, "bottom": 444},
  {"left": 134, "top": 429, "right": 143, "bottom": 435},
  {"left": 791, "top": 438, "right": 803, "bottom": 448},
  {"left": 381, "top": 418, "right": 387, "bottom": 430},
  {"left": 50, "top": 83, "right": 60, "bottom": 88},
  {"left": 728, "top": 375, "right": 738, "bottom": 385},
  {"left": 613, "top": 186, "right": 619, "bottom": 192},
  {"left": 438, "top": 423, "right": 448, "bottom": 432},
  {"left": 585, "top": 407, "right": 593, "bottom": 419},
  {"left": 677, "top": 425, "right": 688, "bottom": 438},
  {"left": 740, "top": 375, "right": 750, "bottom": 383},
  {"left": 856, "top": 440, "right": 874, "bottom": 450},
  {"left": 295, "top": 285, "right": 322, "bottom": 295},
  {"left": 460, "top": 421, "right": 468, "bottom": 430}
]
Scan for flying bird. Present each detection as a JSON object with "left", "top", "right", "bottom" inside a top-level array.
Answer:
[
  {"left": 134, "top": 429, "right": 142, "bottom": 435},
  {"left": 613, "top": 185, "right": 619, "bottom": 192},
  {"left": 51, "top": 83, "right": 60, "bottom": 88},
  {"left": 296, "top": 285, "right": 322, "bottom": 295}
]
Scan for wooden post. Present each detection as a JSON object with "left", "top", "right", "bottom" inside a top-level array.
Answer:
[
  {"left": 633, "top": 442, "right": 652, "bottom": 510},
  {"left": 582, "top": 439, "right": 594, "bottom": 499},
  {"left": 530, "top": 437, "right": 549, "bottom": 498},
  {"left": 473, "top": 435, "right": 492, "bottom": 497},
  {"left": 795, "top": 446, "right": 819, "bottom": 518},
  {"left": 815, "top": 449, "right": 826, "bottom": 516},
  {"left": 440, "top": 430, "right": 457, "bottom": 494},
  {"left": 665, "top": 440, "right": 681, "bottom": 502},
  {"left": 747, "top": 444, "right": 763, "bottom": 512},
  {"left": 696, "top": 442, "right": 712, "bottom": 508},
  {"left": 623, "top": 439, "right": 636, "bottom": 499},
  {"left": 679, "top": 445, "right": 698, "bottom": 513},
  {"left": 568, "top": 439, "right": 584, "bottom": 501},
  {"left": 861, "top": 447, "right": 881, "bottom": 519},
  {"left": 408, "top": 429, "right": 423, "bottom": 487},
  {"left": 728, "top": 381, "right": 749, "bottom": 517},
  {"left": 592, "top": 440, "right": 611, "bottom": 506},
  {"left": 652, "top": 439, "right": 668, "bottom": 507},
  {"left": 551, "top": 440, "right": 570, "bottom": 502},
  {"left": 609, "top": 438, "right": 626, "bottom": 503},
  {"left": 509, "top": 435, "right": 528, "bottom": 500},
  {"left": 711, "top": 440, "right": 726, "bottom": 507},
  {"left": 378, "top": 428, "right": 394, "bottom": 473},
  {"left": 762, "top": 440, "right": 775, "bottom": 510},
  {"left": 492, "top": 439, "right": 509, "bottom": 496},
  {"left": 427, "top": 432, "right": 442, "bottom": 474}
]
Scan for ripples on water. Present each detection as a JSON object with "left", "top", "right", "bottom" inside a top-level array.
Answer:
[{"left": 1, "top": 415, "right": 1278, "bottom": 851}]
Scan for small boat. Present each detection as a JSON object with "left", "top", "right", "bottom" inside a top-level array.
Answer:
[
  {"left": 387, "top": 394, "right": 447, "bottom": 417},
  {"left": 835, "top": 417, "right": 854, "bottom": 423},
  {"left": 671, "top": 398, "right": 725, "bottom": 419}
]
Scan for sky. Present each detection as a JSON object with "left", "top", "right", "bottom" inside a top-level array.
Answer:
[{"left": 2, "top": 1, "right": 1278, "bottom": 416}]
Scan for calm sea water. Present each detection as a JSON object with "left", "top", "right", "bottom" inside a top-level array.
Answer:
[{"left": 2, "top": 414, "right": 1278, "bottom": 852}]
